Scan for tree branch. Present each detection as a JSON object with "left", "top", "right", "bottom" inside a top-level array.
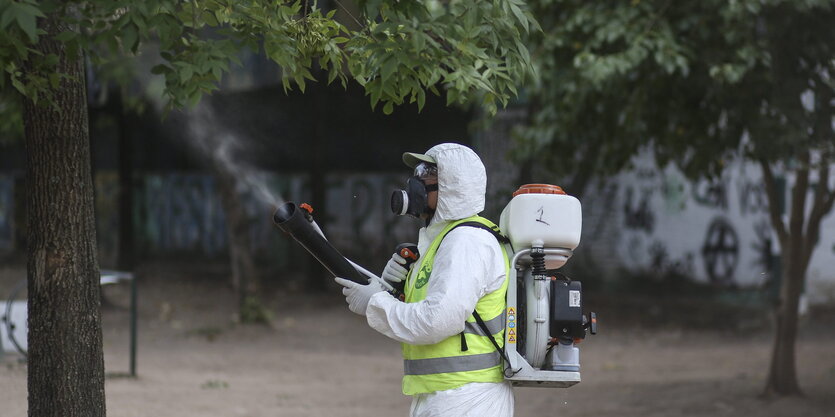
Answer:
[
  {"left": 825, "top": 186, "right": 835, "bottom": 212},
  {"left": 788, "top": 151, "right": 810, "bottom": 263},
  {"left": 804, "top": 151, "right": 834, "bottom": 265},
  {"left": 760, "top": 159, "right": 789, "bottom": 245}
]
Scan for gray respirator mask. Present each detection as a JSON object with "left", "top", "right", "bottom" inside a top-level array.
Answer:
[{"left": 391, "top": 162, "right": 439, "bottom": 218}]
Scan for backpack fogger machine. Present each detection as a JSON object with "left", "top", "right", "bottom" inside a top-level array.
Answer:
[
  {"left": 272, "top": 183, "right": 596, "bottom": 388},
  {"left": 498, "top": 184, "right": 596, "bottom": 388}
]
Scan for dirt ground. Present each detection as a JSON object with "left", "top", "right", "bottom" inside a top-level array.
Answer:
[{"left": 1, "top": 262, "right": 834, "bottom": 417}]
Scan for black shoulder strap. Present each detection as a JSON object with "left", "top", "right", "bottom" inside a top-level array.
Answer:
[
  {"left": 450, "top": 221, "right": 511, "bottom": 244},
  {"left": 449, "top": 219, "right": 511, "bottom": 357},
  {"left": 473, "top": 311, "right": 512, "bottom": 367}
]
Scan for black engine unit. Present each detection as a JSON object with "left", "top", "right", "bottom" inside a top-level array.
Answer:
[{"left": 549, "top": 279, "right": 586, "bottom": 340}]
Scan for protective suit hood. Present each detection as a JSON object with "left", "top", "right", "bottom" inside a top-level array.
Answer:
[{"left": 422, "top": 143, "right": 486, "bottom": 224}]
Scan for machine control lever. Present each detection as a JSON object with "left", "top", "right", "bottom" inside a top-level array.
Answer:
[{"left": 391, "top": 243, "right": 419, "bottom": 300}]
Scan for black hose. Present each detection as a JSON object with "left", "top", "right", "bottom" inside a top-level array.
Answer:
[{"left": 273, "top": 202, "right": 366, "bottom": 284}]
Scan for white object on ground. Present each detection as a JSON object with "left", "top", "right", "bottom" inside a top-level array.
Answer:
[{"left": 0, "top": 301, "right": 27, "bottom": 353}]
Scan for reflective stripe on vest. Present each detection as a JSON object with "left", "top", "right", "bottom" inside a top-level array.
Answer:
[
  {"left": 463, "top": 311, "right": 505, "bottom": 337},
  {"left": 404, "top": 351, "right": 502, "bottom": 376},
  {"left": 400, "top": 216, "right": 510, "bottom": 395}
]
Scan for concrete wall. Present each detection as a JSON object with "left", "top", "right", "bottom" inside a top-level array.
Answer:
[
  {"left": 4, "top": 140, "right": 834, "bottom": 306},
  {"left": 471, "top": 108, "right": 835, "bottom": 306},
  {"left": 0, "top": 171, "right": 419, "bottom": 274},
  {"left": 578, "top": 151, "right": 835, "bottom": 305}
]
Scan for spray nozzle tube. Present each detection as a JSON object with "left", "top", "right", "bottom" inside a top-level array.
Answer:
[{"left": 273, "top": 202, "right": 394, "bottom": 291}]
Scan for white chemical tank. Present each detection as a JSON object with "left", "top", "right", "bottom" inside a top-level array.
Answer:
[{"left": 500, "top": 184, "right": 582, "bottom": 269}]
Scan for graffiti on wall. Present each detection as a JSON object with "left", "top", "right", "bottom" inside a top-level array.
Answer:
[
  {"left": 323, "top": 174, "right": 418, "bottom": 269},
  {"left": 738, "top": 181, "right": 770, "bottom": 215},
  {"left": 648, "top": 242, "right": 695, "bottom": 277},
  {"left": 749, "top": 219, "right": 775, "bottom": 282},
  {"left": 127, "top": 172, "right": 413, "bottom": 271},
  {"left": 0, "top": 176, "right": 13, "bottom": 251},
  {"left": 701, "top": 217, "right": 740, "bottom": 284},
  {"left": 602, "top": 154, "right": 781, "bottom": 287},
  {"left": 142, "top": 174, "right": 228, "bottom": 254},
  {"left": 586, "top": 182, "right": 620, "bottom": 241},
  {"left": 660, "top": 173, "right": 687, "bottom": 214},
  {"left": 692, "top": 179, "right": 729, "bottom": 209},
  {"left": 623, "top": 187, "right": 655, "bottom": 233}
]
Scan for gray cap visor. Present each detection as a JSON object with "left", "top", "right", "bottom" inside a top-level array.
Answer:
[{"left": 402, "top": 152, "right": 437, "bottom": 168}]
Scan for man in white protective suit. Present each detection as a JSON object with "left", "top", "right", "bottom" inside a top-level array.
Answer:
[{"left": 335, "top": 143, "right": 514, "bottom": 417}]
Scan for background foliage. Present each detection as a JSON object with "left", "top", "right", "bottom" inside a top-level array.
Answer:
[
  {"left": 519, "top": 0, "right": 835, "bottom": 184},
  {"left": 0, "top": 0, "right": 538, "bottom": 139}
]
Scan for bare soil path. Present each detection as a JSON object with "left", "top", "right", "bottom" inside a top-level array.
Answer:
[{"left": 1, "top": 263, "right": 834, "bottom": 416}]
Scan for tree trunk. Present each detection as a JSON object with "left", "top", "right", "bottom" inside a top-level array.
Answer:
[
  {"left": 760, "top": 159, "right": 809, "bottom": 397},
  {"left": 764, "top": 251, "right": 805, "bottom": 396},
  {"left": 22, "top": 12, "right": 106, "bottom": 417},
  {"left": 215, "top": 171, "right": 259, "bottom": 320}
]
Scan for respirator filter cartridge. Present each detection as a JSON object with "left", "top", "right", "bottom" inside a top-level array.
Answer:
[
  {"left": 391, "top": 176, "right": 433, "bottom": 218},
  {"left": 391, "top": 189, "right": 411, "bottom": 216}
]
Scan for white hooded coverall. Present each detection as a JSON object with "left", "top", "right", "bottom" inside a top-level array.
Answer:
[{"left": 366, "top": 143, "right": 514, "bottom": 417}]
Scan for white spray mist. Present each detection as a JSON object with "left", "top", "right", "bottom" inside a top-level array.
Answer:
[{"left": 182, "top": 102, "right": 285, "bottom": 209}]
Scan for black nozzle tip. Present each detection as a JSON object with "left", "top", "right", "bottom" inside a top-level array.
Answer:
[{"left": 273, "top": 202, "right": 296, "bottom": 225}]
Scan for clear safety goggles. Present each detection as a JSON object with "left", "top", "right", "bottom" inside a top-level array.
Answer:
[{"left": 414, "top": 162, "right": 438, "bottom": 180}]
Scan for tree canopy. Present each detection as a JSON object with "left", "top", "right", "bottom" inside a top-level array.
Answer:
[
  {"left": 520, "top": 0, "right": 835, "bottom": 182},
  {"left": 0, "top": 0, "right": 538, "bottom": 127}
]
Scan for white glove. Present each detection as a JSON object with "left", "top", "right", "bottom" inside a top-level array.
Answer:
[
  {"left": 381, "top": 253, "right": 409, "bottom": 284},
  {"left": 334, "top": 277, "right": 385, "bottom": 316}
]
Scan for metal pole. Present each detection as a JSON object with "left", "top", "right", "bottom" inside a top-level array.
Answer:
[{"left": 129, "top": 273, "right": 137, "bottom": 377}]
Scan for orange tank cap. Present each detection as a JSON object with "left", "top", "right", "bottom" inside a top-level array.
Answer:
[{"left": 512, "top": 184, "right": 566, "bottom": 197}]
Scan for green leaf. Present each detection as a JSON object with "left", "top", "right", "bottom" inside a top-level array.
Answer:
[
  {"left": 11, "top": 77, "right": 25, "bottom": 95},
  {"left": 383, "top": 101, "right": 394, "bottom": 115},
  {"left": 151, "top": 64, "right": 169, "bottom": 75},
  {"left": 509, "top": 4, "right": 528, "bottom": 33},
  {"left": 202, "top": 11, "right": 218, "bottom": 27},
  {"left": 54, "top": 31, "right": 75, "bottom": 43},
  {"left": 14, "top": 5, "right": 39, "bottom": 43},
  {"left": 122, "top": 24, "right": 138, "bottom": 54},
  {"left": 515, "top": 39, "right": 530, "bottom": 64},
  {"left": 48, "top": 73, "right": 60, "bottom": 89},
  {"left": 0, "top": 7, "right": 15, "bottom": 30},
  {"left": 380, "top": 56, "right": 397, "bottom": 85},
  {"left": 416, "top": 88, "right": 426, "bottom": 111},
  {"left": 180, "top": 65, "right": 194, "bottom": 83}
]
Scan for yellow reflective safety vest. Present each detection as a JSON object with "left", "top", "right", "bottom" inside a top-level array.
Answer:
[{"left": 401, "top": 216, "right": 510, "bottom": 395}]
